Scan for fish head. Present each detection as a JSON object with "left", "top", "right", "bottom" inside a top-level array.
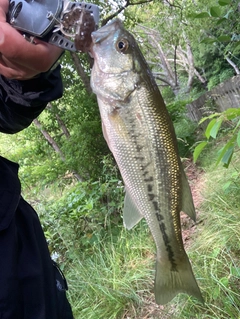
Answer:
[{"left": 90, "top": 19, "right": 140, "bottom": 75}]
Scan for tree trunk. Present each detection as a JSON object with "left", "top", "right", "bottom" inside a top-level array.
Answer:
[
  {"left": 48, "top": 103, "right": 71, "bottom": 138},
  {"left": 70, "top": 52, "right": 92, "bottom": 94},
  {"left": 226, "top": 56, "right": 240, "bottom": 75},
  {"left": 148, "top": 33, "right": 180, "bottom": 94},
  {"left": 33, "top": 118, "right": 66, "bottom": 161}
]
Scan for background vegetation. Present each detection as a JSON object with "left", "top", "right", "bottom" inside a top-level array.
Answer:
[{"left": 1, "top": 0, "right": 240, "bottom": 318}]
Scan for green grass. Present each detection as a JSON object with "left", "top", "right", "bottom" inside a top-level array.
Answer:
[
  {"left": 171, "top": 154, "right": 240, "bottom": 318},
  {"left": 65, "top": 150, "right": 240, "bottom": 318},
  {"left": 59, "top": 223, "right": 156, "bottom": 319},
  {"left": 21, "top": 137, "right": 240, "bottom": 318}
]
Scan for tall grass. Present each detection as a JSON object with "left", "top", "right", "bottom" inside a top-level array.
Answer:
[
  {"left": 171, "top": 156, "right": 240, "bottom": 318},
  {"left": 60, "top": 223, "right": 156, "bottom": 319},
  {"left": 34, "top": 143, "right": 240, "bottom": 318}
]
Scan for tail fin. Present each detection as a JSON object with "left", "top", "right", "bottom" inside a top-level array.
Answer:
[{"left": 154, "top": 253, "right": 204, "bottom": 305}]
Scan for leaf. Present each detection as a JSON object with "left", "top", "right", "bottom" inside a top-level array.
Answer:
[
  {"left": 222, "top": 147, "right": 234, "bottom": 168},
  {"left": 222, "top": 180, "right": 232, "bottom": 192},
  {"left": 210, "top": 119, "right": 223, "bottom": 138},
  {"left": 224, "top": 107, "right": 240, "bottom": 120},
  {"left": 218, "top": 0, "right": 231, "bottom": 5},
  {"left": 193, "top": 141, "right": 208, "bottom": 163},
  {"left": 216, "top": 135, "right": 236, "bottom": 167},
  {"left": 216, "top": 135, "right": 237, "bottom": 168},
  {"left": 194, "top": 12, "right": 210, "bottom": 18},
  {"left": 230, "top": 265, "right": 240, "bottom": 278},
  {"left": 232, "top": 42, "right": 240, "bottom": 55},
  {"left": 205, "top": 119, "right": 217, "bottom": 139},
  {"left": 217, "top": 35, "right": 231, "bottom": 42},
  {"left": 219, "top": 276, "right": 229, "bottom": 287},
  {"left": 210, "top": 6, "right": 222, "bottom": 17},
  {"left": 216, "top": 17, "right": 227, "bottom": 25},
  {"left": 200, "top": 37, "right": 216, "bottom": 44},
  {"left": 199, "top": 112, "right": 221, "bottom": 124},
  {"left": 237, "top": 131, "right": 240, "bottom": 147}
]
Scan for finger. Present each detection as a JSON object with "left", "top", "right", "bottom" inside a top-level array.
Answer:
[
  {"left": 0, "top": 54, "right": 37, "bottom": 79},
  {"left": 0, "top": 23, "right": 63, "bottom": 72},
  {"left": 0, "top": 0, "right": 9, "bottom": 19}
]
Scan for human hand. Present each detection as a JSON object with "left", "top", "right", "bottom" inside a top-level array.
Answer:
[{"left": 0, "top": 0, "right": 63, "bottom": 80}]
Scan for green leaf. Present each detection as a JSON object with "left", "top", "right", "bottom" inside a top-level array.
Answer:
[
  {"left": 219, "top": 276, "right": 229, "bottom": 287},
  {"left": 193, "top": 141, "right": 208, "bottom": 163},
  {"left": 205, "top": 119, "right": 217, "bottom": 139},
  {"left": 237, "top": 131, "right": 240, "bottom": 147},
  {"left": 210, "top": 6, "right": 222, "bottom": 17},
  {"left": 200, "top": 37, "right": 216, "bottom": 44},
  {"left": 222, "top": 180, "right": 232, "bottom": 192},
  {"left": 194, "top": 12, "right": 210, "bottom": 18},
  {"left": 210, "top": 119, "right": 223, "bottom": 138},
  {"left": 217, "top": 35, "right": 231, "bottom": 42},
  {"left": 218, "top": 0, "right": 231, "bottom": 5},
  {"left": 216, "top": 17, "right": 227, "bottom": 25},
  {"left": 216, "top": 135, "right": 236, "bottom": 167},
  {"left": 199, "top": 112, "right": 221, "bottom": 124},
  {"left": 230, "top": 265, "right": 240, "bottom": 278},
  {"left": 232, "top": 42, "right": 240, "bottom": 55},
  {"left": 222, "top": 146, "right": 234, "bottom": 168},
  {"left": 224, "top": 108, "right": 240, "bottom": 120}
]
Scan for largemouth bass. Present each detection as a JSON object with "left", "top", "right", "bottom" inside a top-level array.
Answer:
[{"left": 90, "top": 19, "right": 203, "bottom": 305}]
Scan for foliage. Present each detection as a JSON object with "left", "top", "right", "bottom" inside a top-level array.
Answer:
[
  {"left": 37, "top": 155, "right": 124, "bottom": 259},
  {"left": 2, "top": 1, "right": 240, "bottom": 318},
  {"left": 35, "top": 138, "right": 240, "bottom": 319},
  {"left": 192, "top": 0, "right": 240, "bottom": 89},
  {"left": 165, "top": 98, "right": 198, "bottom": 157},
  {"left": 174, "top": 117, "right": 197, "bottom": 157},
  {"left": 173, "top": 154, "right": 240, "bottom": 319},
  {"left": 193, "top": 108, "right": 240, "bottom": 167}
]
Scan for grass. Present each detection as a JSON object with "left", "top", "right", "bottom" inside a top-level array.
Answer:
[
  {"left": 16, "top": 135, "right": 240, "bottom": 318},
  {"left": 63, "top": 145, "right": 240, "bottom": 318},
  {"left": 59, "top": 223, "right": 156, "bottom": 319},
  {"left": 171, "top": 148, "right": 240, "bottom": 318}
]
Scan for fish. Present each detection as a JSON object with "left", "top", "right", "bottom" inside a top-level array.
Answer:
[{"left": 90, "top": 18, "right": 204, "bottom": 305}]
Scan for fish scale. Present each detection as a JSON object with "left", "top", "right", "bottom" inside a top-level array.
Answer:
[{"left": 90, "top": 18, "right": 204, "bottom": 305}]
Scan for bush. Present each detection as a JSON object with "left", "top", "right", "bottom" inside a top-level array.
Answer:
[{"left": 174, "top": 117, "right": 198, "bottom": 157}]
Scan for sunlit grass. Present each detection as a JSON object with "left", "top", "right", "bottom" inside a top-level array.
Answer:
[
  {"left": 64, "top": 224, "right": 156, "bottom": 319},
  {"left": 171, "top": 155, "right": 240, "bottom": 318},
  {"left": 33, "top": 140, "right": 240, "bottom": 318}
]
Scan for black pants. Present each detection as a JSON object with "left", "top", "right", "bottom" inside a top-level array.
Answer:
[{"left": 0, "top": 196, "right": 73, "bottom": 319}]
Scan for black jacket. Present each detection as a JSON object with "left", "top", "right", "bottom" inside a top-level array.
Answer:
[{"left": 0, "top": 67, "right": 73, "bottom": 319}]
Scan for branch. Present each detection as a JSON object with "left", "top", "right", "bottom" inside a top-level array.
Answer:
[
  {"left": 226, "top": 56, "right": 240, "bottom": 75},
  {"left": 152, "top": 73, "right": 173, "bottom": 86},
  {"left": 102, "top": 0, "right": 154, "bottom": 26}
]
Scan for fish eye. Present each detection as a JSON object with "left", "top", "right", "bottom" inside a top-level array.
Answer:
[{"left": 116, "top": 39, "right": 129, "bottom": 53}]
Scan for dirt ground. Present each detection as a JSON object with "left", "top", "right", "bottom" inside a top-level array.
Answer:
[{"left": 123, "top": 159, "right": 205, "bottom": 319}]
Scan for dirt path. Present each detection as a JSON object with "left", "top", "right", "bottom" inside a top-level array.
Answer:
[{"left": 181, "top": 159, "right": 205, "bottom": 247}]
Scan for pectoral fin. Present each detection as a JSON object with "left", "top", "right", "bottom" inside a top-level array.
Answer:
[
  {"left": 123, "top": 189, "right": 143, "bottom": 230},
  {"left": 180, "top": 164, "right": 196, "bottom": 222}
]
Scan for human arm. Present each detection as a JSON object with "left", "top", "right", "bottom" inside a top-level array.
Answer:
[{"left": 0, "top": 0, "right": 64, "bottom": 133}]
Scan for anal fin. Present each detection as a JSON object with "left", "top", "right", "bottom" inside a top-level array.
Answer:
[
  {"left": 180, "top": 164, "right": 196, "bottom": 222},
  {"left": 123, "top": 189, "right": 143, "bottom": 230}
]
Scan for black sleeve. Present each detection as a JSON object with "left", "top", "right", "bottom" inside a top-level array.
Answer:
[{"left": 0, "top": 64, "right": 63, "bottom": 134}]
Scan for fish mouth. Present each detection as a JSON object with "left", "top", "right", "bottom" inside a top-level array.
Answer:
[{"left": 91, "top": 19, "right": 123, "bottom": 44}]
